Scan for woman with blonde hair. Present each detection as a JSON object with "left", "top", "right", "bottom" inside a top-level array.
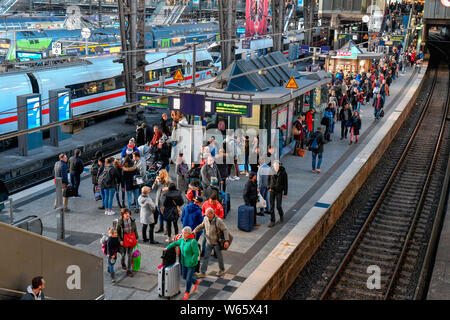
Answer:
[{"left": 152, "top": 169, "right": 171, "bottom": 234}]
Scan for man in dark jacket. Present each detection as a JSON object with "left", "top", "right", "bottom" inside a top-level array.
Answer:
[
  {"left": 151, "top": 138, "right": 171, "bottom": 172},
  {"left": 339, "top": 104, "right": 353, "bottom": 140},
  {"left": 267, "top": 161, "right": 288, "bottom": 227},
  {"left": 243, "top": 172, "right": 260, "bottom": 227},
  {"left": 307, "top": 127, "right": 325, "bottom": 173},
  {"left": 69, "top": 149, "right": 84, "bottom": 197},
  {"left": 160, "top": 113, "right": 171, "bottom": 137},
  {"left": 373, "top": 93, "right": 384, "bottom": 120},
  {"left": 136, "top": 124, "right": 146, "bottom": 147},
  {"left": 161, "top": 183, "right": 184, "bottom": 242},
  {"left": 21, "top": 276, "right": 45, "bottom": 300},
  {"left": 54, "top": 153, "right": 69, "bottom": 211}
]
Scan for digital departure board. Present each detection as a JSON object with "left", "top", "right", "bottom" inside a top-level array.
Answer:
[
  {"left": 214, "top": 101, "right": 252, "bottom": 117},
  {"left": 138, "top": 93, "right": 171, "bottom": 109}
]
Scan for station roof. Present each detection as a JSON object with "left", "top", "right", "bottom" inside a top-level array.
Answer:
[{"left": 206, "top": 52, "right": 331, "bottom": 105}]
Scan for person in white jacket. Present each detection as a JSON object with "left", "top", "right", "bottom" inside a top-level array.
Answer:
[{"left": 138, "top": 186, "right": 158, "bottom": 244}]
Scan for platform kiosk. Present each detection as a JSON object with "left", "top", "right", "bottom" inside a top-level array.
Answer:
[{"left": 17, "top": 93, "right": 43, "bottom": 156}]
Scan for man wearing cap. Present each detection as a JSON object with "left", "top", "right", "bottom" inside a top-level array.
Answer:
[
  {"left": 181, "top": 196, "right": 204, "bottom": 241},
  {"left": 121, "top": 138, "right": 139, "bottom": 162},
  {"left": 243, "top": 172, "right": 260, "bottom": 227}
]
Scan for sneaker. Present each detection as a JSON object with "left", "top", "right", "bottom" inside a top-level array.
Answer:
[
  {"left": 316, "top": 169, "right": 321, "bottom": 173},
  {"left": 182, "top": 292, "right": 190, "bottom": 300},
  {"left": 192, "top": 279, "right": 200, "bottom": 292},
  {"left": 104, "top": 211, "right": 109, "bottom": 215},
  {"left": 268, "top": 222, "right": 275, "bottom": 228},
  {"left": 216, "top": 270, "right": 226, "bottom": 277},
  {"left": 196, "top": 273, "right": 206, "bottom": 278},
  {"left": 312, "top": 170, "right": 316, "bottom": 173},
  {"left": 109, "top": 211, "right": 116, "bottom": 216}
]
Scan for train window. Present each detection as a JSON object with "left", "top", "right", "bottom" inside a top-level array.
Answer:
[{"left": 103, "top": 78, "right": 116, "bottom": 91}]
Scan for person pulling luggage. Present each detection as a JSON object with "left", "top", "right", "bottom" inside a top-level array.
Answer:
[{"left": 164, "top": 226, "right": 200, "bottom": 300}]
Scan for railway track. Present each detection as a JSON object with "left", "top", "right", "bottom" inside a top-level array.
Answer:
[{"left": 318, "top": 64, "right": 450, "bottom": 300}]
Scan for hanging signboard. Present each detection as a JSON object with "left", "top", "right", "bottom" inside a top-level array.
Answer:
[
  {"left": 213, "top": 100, "right": 252, "bottom": 117},
  {"left": 138, "top": 93, "right": 172, "bottom": 109},
  {"left": 320, "top": 46, "right": 330, "bottom": 54},
  {"left": 300, "top": 45, "right": 309, "bottom": 54}
]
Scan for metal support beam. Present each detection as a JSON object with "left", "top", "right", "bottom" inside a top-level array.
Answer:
[
  {"left": 218, "top": 0, "right": 236, "bottom": 71},
  {"left": 304, "top": 0, "right": 314, "bottom": 45},
  {"left": 271, "top": 0, "right": 285, "bottom": 52},
  {"left": 118, "top": 0, "right": 146, "bottom": 125}
]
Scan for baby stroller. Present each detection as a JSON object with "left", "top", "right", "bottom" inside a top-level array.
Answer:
[{"left": 146, "top": 160, "right": 164, "bottom": 187}]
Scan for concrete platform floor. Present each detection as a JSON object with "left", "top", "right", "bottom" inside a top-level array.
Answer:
[{"left": 0, "top": 66, "right": 422, "bottom": 300}]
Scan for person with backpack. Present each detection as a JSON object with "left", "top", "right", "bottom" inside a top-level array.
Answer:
[
  {"left": 307, "top": 127, "right": 325, "bottom": 174},
  {"left": 121, "top": 156, "right": 140, "bottom": 212},
  {"left": 181, "top": 196, "right": 204, "bottom": 241},
  {"left": 164, "top": 226, "right": 200, "bottom": 300},
  {"left": 193, "top": 208, "right": 230, "bottom": 278},
  {"left": 349, "top": 111, "right": 362, "bottom": 145},
  {"left": 267, "top": 160, "right": 288, "bottom": 228},
  {"left": 68, "top": 149, "right": 83, "bottom": 197},
  {"left": 138, "top": 186, "right": 158, "bottom": 244},
  {"left": 99, "top": 157, "right": 122, "bottom": 216},
  {"left": 116, "top": 208, "right": 139, "bottom": 277},
  {"left": 90, "top": 151, "right": 103, "bottom": 199},
  {"left": 160, "top": 183, "right": 184, "bottom": 243},
  {"left": 339, "top": 103, "right": 353, "bottom": 140},
  {"left": 105, "top": 227, "right": 120, "bottom": 283}
]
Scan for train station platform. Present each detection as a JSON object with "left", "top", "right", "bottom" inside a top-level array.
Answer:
[
  {"left": 1, "top": 64, "right": 428, "bottom": 300},
  {"left": 0, "top": 111, "right": 162, "bottom": 193}
]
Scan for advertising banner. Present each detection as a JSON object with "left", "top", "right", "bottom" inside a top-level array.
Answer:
[{"left": 245, "top": 0, "right": 269, "bottom": 38}]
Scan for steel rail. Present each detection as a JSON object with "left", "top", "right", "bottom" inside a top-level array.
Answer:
[
  {"left": 319, "top": 66, "right": 439, "bottom": 300},
  {"left": 384, "top": 66, "right": 450, "bottom": 299}
]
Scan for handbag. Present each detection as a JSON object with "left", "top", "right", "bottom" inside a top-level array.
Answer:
[
  {"left": 380, "top": 109, "right": 385, "bottom": 118},
  {"left": 256, "top": 193, "right": 267, "bottom": 209},
  {"left": 292, "top": 123, "right": 300, "bottom": 135},
  {"left": 123, "top": 232, "right": 137, "bottom": 248},
  {"left": 296, "top": 148, "right": 306, "bottom": 157},
  {"left": 214, "top": 219, "right": 232, "bottom": 251},
  {"left": 63, "top": 185, "right": 76, "bottom": 197}
]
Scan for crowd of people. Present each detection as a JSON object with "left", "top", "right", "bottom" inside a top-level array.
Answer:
[{"left": 49, "top": 30, "right": 426, "bottom": 299}]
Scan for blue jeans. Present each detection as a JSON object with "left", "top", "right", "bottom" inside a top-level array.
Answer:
[
  {"left": 259, "top": 187, "right": 269, "bottom": 212},
  {"left": 105, "top": 188, "right": 116, "bottom": 210},
  {"left": 312, "top": 152, "right": 323, "bottom": 171},
  {"left": 374, "top": 108, "right": 381, "bottom": 119},
  {"left": 70, "top": 173, "right": 80, "bottom": 196},
  {"left": 357, "top": 101, "right": 362, "bottom": 112},
  {"left": 108, "top": 255, "right": 116, "bottom": 274},
  {"left": 181, "top": 265, "right": 197, "bottom": 293},
  {"left": 100, "top": 188, "right": 106, "bottom": 208},
  {"left": 126, "top": 189, "right": 140, "bottom": 209}
]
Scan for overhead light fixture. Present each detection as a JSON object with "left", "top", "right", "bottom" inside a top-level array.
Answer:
[{"left": 258, "top": 70, "right": 267, "bottom": 75}]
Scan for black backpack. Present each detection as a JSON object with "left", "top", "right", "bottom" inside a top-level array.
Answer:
[
  {"left": 161, "top": 247, "right": 176, "bottom": 266},
  {"left": 98, "top": 167, "right": 113, "bottom": 189}
]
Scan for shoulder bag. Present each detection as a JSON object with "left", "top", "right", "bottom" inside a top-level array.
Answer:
[{"left": 214, "top": 219, "right": 233, "bottom": 251}]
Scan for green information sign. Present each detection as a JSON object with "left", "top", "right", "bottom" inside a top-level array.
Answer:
[
  {"left": 138, "top": 94, "right": 171, "bottom": 109},
  {"left": 338, "top": 34, "right": 350, "bottom": 40},
  {"left": 214, "top": 101, "right": 252, "bottom": 117},
  {"left": 390, "top": 36, "right": 404, "bottom": 42}
]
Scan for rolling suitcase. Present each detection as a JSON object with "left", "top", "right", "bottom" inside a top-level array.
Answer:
[
  {"left": 238, "top": 205, "right": 254, "bottom": 232},
  {"left": 158, "top": 262, "right": 181, "bottom": 299},
  {"left": 219, "top": 191, "right": 231, "bottom": 218}
]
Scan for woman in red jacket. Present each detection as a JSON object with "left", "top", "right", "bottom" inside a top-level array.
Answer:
[{"left": 305, "top": 108, "right": 315, "bottom": 140}]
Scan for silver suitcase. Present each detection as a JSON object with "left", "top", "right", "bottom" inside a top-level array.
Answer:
[{"left": 158, "top": 262, "right": 181, "bottom": 299}]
